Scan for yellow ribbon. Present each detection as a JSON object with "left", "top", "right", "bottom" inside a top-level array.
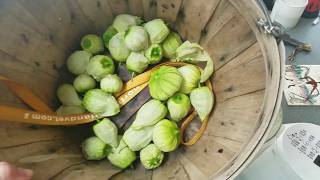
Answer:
[
  {"left": 180, "top": 81, "right": 213, "bottom": 145},
  {"left": 0, "top": 62, "right": 213, "bottom": 145}
]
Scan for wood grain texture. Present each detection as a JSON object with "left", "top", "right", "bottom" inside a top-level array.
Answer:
[
  {"left": 107, "top": 0, "right": 129, "bottom": 15},
  {"left": 213, "top": 43, "right": 265, "bottom": 102},
  {"left": 0, "top": 125, "right": 95, "bottom": 180},
  {"left": 0, "top": 84, "right": 27, "bottom": 109},
  {"left": 175, "top": 0, "right": 221, "bottom": 42},
  {"left": 199, "top": 0, "right": 238, "bottom": 46},
  {"left": 51, "top": 161, "right": 121, "bottom": 180},
  {"left": 17, "top": 0, "right": 94, "bottom": 50},
  {"left": 128, "top": 0, "right": 144, "bottom": 17},
  {"left": 142, "top": 0, "right": 158, "bottom": 20},
  {"left": 0, "top": 51, "right": 58, "bottom": 107},
  {"left": 0, "top": 0, "right": 68, "bottom": 50},
  {"left": 152, "top": 151, "right": 191, "bottom": 180},
  {"left": 77, "top": 0, "right": 114, "bottom": 34},
  {"left": 0, "top": 123, "right": 64, "bottom": 149},
  {"left": 0, "top": 0, "right": 282, "bottom": 179},
  {"left": 200, "top": 3, "right": 257, "bottom": 70},
  {"left": 110, "top": 163, "right": 152, "bottom": 180},
  {"left": 156, "top": 0, "right": 182, "bottom": 23},
  {"left": 173, "top": 90, "right": 263, "bottom": 177},
  {"left": 212, "top": 0, "right": 282, "bottom": 179},
  {"left": 0, "top": 14, "right": 65, "bottom": 78}
]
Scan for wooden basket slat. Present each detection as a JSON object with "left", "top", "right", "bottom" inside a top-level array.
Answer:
[
  {"left": 128, "top": 0, "right": 144, "bottom": 17},
  {"left": 156, "top": 0, "right": 182, "bottom": 23},
  {"left": 17, "top": 0, "right": 95, "bottom": 49},
  {"left": 0, "top": 51, "right": 58, "bottom": 106},
  {"left": 199, "top": 0, "right": 238, "bottom": 47},
  {"left": 107, "top": 0, "right": 129, "bottom": 15},
  {"left": 0, "top": 15, "right": 66, "bottom": 78},
  {"left": 77, "top": 0, "right": 114, "bottom": 34},
  {"left": 142, "top": 0, "right": 158, "bottom": 21},
  {"left": 201, "top": 12, "right": 257, "bottom": 70},
  {"left": 175, "top": 0, "right": 221, "bottom": 42}
]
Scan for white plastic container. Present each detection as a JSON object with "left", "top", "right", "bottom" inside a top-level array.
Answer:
[
  {"left": 236, "top": 123, "right": 320, "bottom": 180},
  {"left": 271, "top": 0, "right": 308, "bottom": 29}
]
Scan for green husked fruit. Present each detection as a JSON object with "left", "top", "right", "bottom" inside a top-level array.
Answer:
[
  {"left": 107, "top": 137, "right": 136, "bottom": 169},
  {"left": 73, "top": 74, "right": 96, "bottom": 93},
  {"left": 124, "top": 26, "right": 149, "bottom": 51},
  {"left": 153, "top": 119, "right": 180, "bottom": 152},
  {"left": 102, "top": 26, "right": 118, "bottom": 48},
  {"left": 93, "top": 118, "right": 118, "bottom": 148},
  {"left": 175, "top": 41, "right": 215, "bottom": 82},
  {"left": 149, "top": 66, "right": 183, "bottom": 101},
  {"left": 190, "top": 86, "right": 214, "bottom": 121},
  {"left": 131, "top": 99, "right": 167, "bottom": 129},
  {"left": 144, "top": 19, "right": 170, "bottom": 44},
  {"left": 162, "top": 32, "right": 182, "bottom": 59},
  {"left": 66, "top": 51, "right": 91, "bottom": 75},
  {"left": 57, "top": 84, "right": 82, "bottom": 106},
  {"left": 82, "top": 136, "right": 110, "bottom": 160},
  {"left": 108, "top": 32, "right": 130, "bottom": 62},
  {"left": 112, "top": 14, "right": 143, "bottom": 32},
  {"left": 56, "top": 105, "right": 85, "bottom": 115},
  {"left": 126, "top": 51, "right": 149, "bottom": 74},
  {"left": 81, "top": 34, "right": 104, "bottom": 54},
  {"left": 140, "top": 144, "right": 164, "bottom": 169},
  {"left": 83, "top": 89, "right": 120, "bottom": 117},
  {"left": 86, "top": 55, "right": 115, "bottom": 81},
  {"left": 178, "top": 65, "right": 201, "bottom": 94},
  {"left": 200, "top": 53, "right": 215, "bottom": 83},
  {"left": 144, "top": 44, "right": 163, "bottom": 64},
  {"left": 167, "top": 93, "right": 191, "bottom": 122},
  {"left": 100, "top": 74, "right": 123, "bottom": 93},
  {"left": 123, "top": 126, "right": 154, "bottom": 151}
]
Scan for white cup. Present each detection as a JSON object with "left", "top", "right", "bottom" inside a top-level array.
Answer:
[{"left": 271, "top": 0, "right": 308, "bottom": 29}]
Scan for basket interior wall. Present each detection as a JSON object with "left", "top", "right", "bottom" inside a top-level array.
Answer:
[{"left": 0, "top": 0, "right": 267, "bottom": 179}]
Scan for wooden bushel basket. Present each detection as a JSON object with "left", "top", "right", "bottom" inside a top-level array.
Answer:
[{"left": 0, "top": 0, "right": 284, "bottom": 179}]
